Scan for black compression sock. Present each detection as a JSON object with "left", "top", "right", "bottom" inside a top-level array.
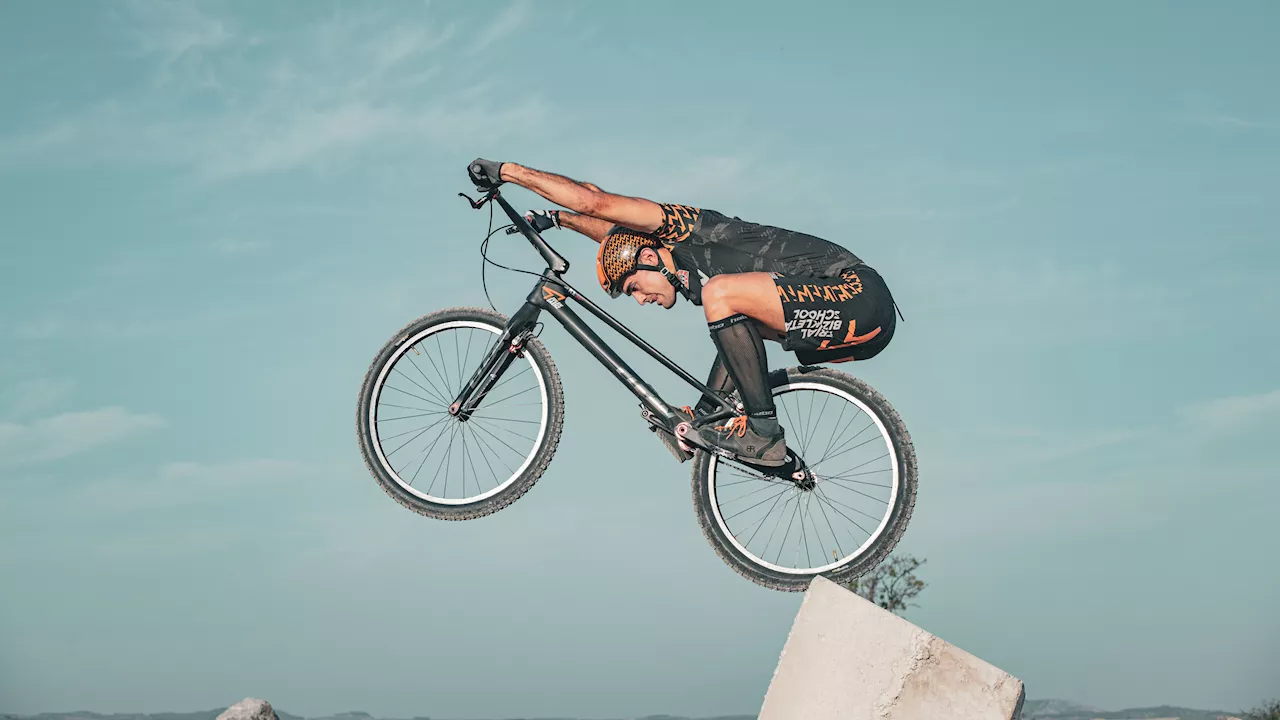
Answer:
[
  {"left": 707, "top": 314, "right": 778, "bottom": 435},
  {"left": 695, "top": 355, "right": 734, "bottom": 416}
]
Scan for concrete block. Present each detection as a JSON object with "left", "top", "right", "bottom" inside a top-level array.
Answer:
[{"left": 759, "top": 576, "right": 1025, "bottom": 720}]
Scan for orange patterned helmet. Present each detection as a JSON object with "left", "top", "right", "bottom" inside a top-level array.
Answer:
[{"left": 596, "top": 228, "right": 665, "bottom": 298}]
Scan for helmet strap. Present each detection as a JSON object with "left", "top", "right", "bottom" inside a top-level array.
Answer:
[{"left": 634, "top": 262, "right": 699, "bottom": 305}]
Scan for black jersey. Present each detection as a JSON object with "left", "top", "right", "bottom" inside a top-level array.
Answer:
[{"left": 652, "top": 203, "right": 862, "bottom": 281}]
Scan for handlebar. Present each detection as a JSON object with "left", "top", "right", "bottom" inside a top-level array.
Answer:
[{"left": 461, "top": 178, "right": 568, "bottom": 276}]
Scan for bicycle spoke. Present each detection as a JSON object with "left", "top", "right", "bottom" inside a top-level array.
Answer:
[
  {"left": 799, "top": 494, "right": 812, "bottom": 569},
  {"left": 425, "top": 424, "right": 460, "bottom": 497},
  {"left": 387, "top": 414, "right": 451, "bottom": 457},
  {"left": 810, "top": 393, "right": 833, "bottom": 457},
  {"left": 468, "top": 414, "right": 540, "bottom": 425},
  {"left": 812, "top": 492, "right": 872, "bottom": 542},
  {"left": 379, "top": 402, "right": 442, "bottom": 414},
  {"left": 742, "top": 486, "right": 792, "bottom": 548},
  {"left": 814, "top": 489, "right": 846, "bottom": 560},
  {"left": 801, "top": 389, "right": 819, "bottom": 457},
  {"left": 761, "top": 492, "right": 798, "bottom": 560},
  {"left": 822, "top": 477, "right": 890, "bottom": 505},
  {"left": 460, "top": 427, "right": 471, "bottom": 498},
  {"left": 719, "top": 480, "right": 791, "bottom": 505},
  {"left": 819, "top": 399, "right": 850, "bottom": 465},
  {"left": 453, "top": 329, "right": 462, "bottom": 395},
  {"left": 723, "top": 485, "right": 793, "bottom": 522},
  {"left": 814, "top": 486, "right": 881, "bottom": 528},
  {"left": 717, "top": 475, "right": 784, "bottom": 489},
  {"left": 468, "top": 418, "right": 528, "bottom": 460},
  {"left": 467, "top": 421, "right": 516, "bottom": 476},
  {"left": 424, "top": 337, "right": 454, "bottom": 400},
  {"left": 818, "top": 426, "right": 881, "bottom": 466},
  {"left": 377, "top": 411, "right": 445, "bottom": 423},
  {"left": 472, "top": 416, "right": 535, "bottom": 443},
  {"left": 483, "top": 384, "right": 537, "bottom": 409},
  {"left": 463, "top": 422, "right": 501, "bottom": 489},
  {"left": 826, "top": 450, "right": 891, "bottom": 477},
  {"left": 819, "top": 467, "right": 890, "bottom": 485},
  {"left": 818, "top": 406, "right": 865, "bottom": 465},
  {"left": 460, "top": 329, "right": 476, "bottom": 396},
  {"left": 779, "top": 395, "right": 802, "bottom": 451},
  {"left": 432, "top": 335, "right": 452, "bottom": 397},
  {"left": 390, "top": 370, "right": 449, "bottom": 408},
  {"left": 775, "top": 496, "right": 802, "bottom": 565},
  {"left": 402, "top": 355, "right": 452, "bottom": 407},
  {"left": 486, "top": 364, "right": 531, "bottom": 397}
]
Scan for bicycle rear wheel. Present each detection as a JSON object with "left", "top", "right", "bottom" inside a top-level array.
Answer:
[
  {"left": 356, "top": 307, "right": 564, "bottom": 520},
  {"left": 691, "top": 365, "right": 917, "bottom": 591}
]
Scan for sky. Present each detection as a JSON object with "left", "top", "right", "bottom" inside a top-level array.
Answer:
[{"left": 0, "top": 1, "right": 1277, "bottom": 717}]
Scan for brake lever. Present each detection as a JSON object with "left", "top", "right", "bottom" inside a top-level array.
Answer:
[{"left": 458, "top": 188, "right": 498, "bottom": 210}]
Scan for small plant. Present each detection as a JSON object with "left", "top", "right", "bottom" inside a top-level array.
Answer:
[
  {"left": 1242, "top": 698, "right": 1280, "bottom": 720},
  {"left": 843, "top": 554, "right": 927, "bottom": 614}
]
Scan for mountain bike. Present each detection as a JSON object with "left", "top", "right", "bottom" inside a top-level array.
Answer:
[{"left": 355, "top": 165, "right": 918, "bottom": 592}]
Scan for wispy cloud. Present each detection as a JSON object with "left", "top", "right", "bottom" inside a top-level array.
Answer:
[
  {"left": 0, "top": 3, "right": 553, "bottom": 180},
  {"left": 12, "top": 317, "right": 63, "bottom": 340},
  {"left": 1180, "top": 389, "right": 1280, "bottom": 434},
  {"left": 209, "top": 236, "right": 268, "bottom": 256},
  {"left": 74, "top": 458, "right": 308, "bottom": 512},
  {"left": 110, "top": 0, "right": 241, "bottom": 81},
  {"left": 471, "top": 1, "right": 530, "bottom": 54},
  {"left": 1184, "top": 113, "right": 1268, "bottom": 129},
  {"left": 1, "top": 378, "right": 76, "bottom": 420},
  {"left": 0, "top": 406, "right": 165, "bottom": 466}
]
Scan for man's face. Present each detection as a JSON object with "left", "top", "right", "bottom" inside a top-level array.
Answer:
[{"left": 622, "top": 248, "right": 676, "bottom": 309}]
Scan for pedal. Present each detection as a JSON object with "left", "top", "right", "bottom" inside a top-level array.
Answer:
[
  {"left": 641, "top": 407, "right": 692, "bottom": 463},
  {"left": 650, "top": 425, "right": 693, "bottom": 463}
]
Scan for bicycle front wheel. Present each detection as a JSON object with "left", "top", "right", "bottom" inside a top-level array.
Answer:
[
  {"left": 691, "top": 365, "right": 918, "bottom": 591},
  {"left": 356, "top": 306, "right": 564, "bottom": 520}
]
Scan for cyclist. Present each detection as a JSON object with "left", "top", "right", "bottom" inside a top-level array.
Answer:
[{"left": 468, "top": 158, "right": 899, "bottom": 468}]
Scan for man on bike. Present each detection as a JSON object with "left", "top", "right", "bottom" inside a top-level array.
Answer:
[{"left": 467, "top": 158, "right": 899, "bottom": 468}]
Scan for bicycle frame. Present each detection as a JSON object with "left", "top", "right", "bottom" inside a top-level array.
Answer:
[{"left": 447, "top": 189, "right": 736, "bottom": 431}]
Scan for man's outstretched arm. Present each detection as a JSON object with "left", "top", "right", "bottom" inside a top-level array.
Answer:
[
  {"left": 498, "top": 162, "right": 664, "bottom": 233},
  {"left": 525, "top": 209, "right": 615, "bottom": 243},
  {"left": 558, "top": 212, "right": 615, "bottom": 243}
]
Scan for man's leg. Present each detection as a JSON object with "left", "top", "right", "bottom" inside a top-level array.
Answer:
[
  {"left": 696, "top": 273, "right": 789, "bottom": 465},
  {"left": 693, "top": 354, "right": 733, "bottom": 416}
]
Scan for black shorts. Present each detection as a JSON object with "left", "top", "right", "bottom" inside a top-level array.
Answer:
[{"left": 772, "top": 264, "right": 897, "bottom": 364}]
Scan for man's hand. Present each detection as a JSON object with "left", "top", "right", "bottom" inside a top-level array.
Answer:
[
  {"left": 468, "top": 158, "right": 505, "bottom": 189},
  {"left": 524, "top": 209, "right": 561, "bottom": 232}
]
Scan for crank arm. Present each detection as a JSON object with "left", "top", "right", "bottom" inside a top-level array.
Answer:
[{"left": 674, "top": 421, "right": 815, "bottom": 486}]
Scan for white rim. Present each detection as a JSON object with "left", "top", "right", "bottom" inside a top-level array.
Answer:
[
  {"left": 368, "top": 320, "right": 549, "bottom": 505},
  {"left": 707, "top": 381, "right": 900, "bottom": 575}
]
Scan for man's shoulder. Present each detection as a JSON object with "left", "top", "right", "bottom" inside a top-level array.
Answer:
[{"left": 653, "top": 203, "right": 707, "bottom": 244}]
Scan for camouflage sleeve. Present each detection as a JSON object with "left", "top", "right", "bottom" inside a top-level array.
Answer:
[{"left": 652, "top": 203, "right": 701, "bottom": 244}]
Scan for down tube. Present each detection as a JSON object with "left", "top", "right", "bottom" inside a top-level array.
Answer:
[{"left": 543, "top": 299, "right": 675, "bottom": 422}]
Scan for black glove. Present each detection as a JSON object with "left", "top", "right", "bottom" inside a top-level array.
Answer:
[
  {"left": 468, "top": 158, "right": 505, "bottom": 189},
  {"left": 524, "top": 209, "right": 560, "bottom": 232}
]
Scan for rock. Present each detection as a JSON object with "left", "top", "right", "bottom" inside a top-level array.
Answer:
[
  {"left": 216, "top": 698, "right": 278, "bottom": 720},
  {"left": 759, "top": 576, "right": 1026, "bottom": 720}
]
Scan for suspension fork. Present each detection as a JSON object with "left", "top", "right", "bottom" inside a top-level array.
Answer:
[{"left": 448, "top": 296, "right": 544, "bottom": 421}]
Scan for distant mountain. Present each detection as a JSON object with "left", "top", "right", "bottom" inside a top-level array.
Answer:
[
  {"left": 0, "top": 707, "right": 752, "bottom": 712},
  {"left": 1021, "top": 698, "right": 1242, "bottom": 720},
  {"left": 0, "top": 704, "right": 1247, "bottom": 720}
]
